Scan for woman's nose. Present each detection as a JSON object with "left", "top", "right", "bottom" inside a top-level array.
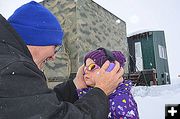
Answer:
[{"left": 84, "top": 68, "right": 89, "bottom": 75}]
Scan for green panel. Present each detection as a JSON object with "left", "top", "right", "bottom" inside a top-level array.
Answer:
[
  {"left": 152, "top": 31, "right": 170, "bottom": 84},
  {"left": 141, "top": 34, "right": 156, "bottom": 69}
]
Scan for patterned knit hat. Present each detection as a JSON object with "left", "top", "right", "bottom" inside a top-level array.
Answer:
[
  {"left": 84, "top": 48, "right": 126, "bottom": 67},
  {"left": 8, "top": 1, "right": 63, "bottom": 46}
]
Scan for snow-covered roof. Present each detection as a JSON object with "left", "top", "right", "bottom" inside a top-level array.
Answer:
[{"left": 127, "top": 29, "right": 164, "bottom": 37}]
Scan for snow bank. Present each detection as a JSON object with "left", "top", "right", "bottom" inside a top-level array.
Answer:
[{"left": 132, "top": 78, "right": 180, "bottom": 119}]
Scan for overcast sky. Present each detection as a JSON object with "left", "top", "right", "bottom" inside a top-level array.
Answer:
[
  {"left": 93, "top": 0, "right": 180, "bottom": 79},
  {"left": 0, "top": 0, "right": 179, "bottom": 79}
]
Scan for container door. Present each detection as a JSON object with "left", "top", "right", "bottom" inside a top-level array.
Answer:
[{"left": 135, "top": 42, "right": 143, "bottom": 71}]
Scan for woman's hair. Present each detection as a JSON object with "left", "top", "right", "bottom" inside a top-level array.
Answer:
[{"left": 84, "top": 48, "right": 126, "bottom": 67}]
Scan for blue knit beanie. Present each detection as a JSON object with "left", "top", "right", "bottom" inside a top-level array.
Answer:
[{"left": 8, "top": 1, "right": 63, "bottom": 46}]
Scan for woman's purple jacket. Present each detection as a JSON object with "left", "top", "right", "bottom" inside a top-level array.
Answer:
[{"left": 77, "top": 80, "right": 139, "bottom": 119}]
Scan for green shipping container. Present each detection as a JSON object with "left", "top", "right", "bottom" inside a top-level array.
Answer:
[{"left": 127, "top": 31, "right": 170, "bottom": 85}]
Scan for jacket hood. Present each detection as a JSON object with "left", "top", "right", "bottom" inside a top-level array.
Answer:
[
  {"left": 0, "top": 14, "right": 32, "bottom": 62},
  {"left": 0, "top": 14, "right": 48, "bottom": 98}
]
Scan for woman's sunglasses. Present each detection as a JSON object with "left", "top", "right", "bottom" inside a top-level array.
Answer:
[{"left": 84, "top": 63, "right": 100, "bottom": 72}]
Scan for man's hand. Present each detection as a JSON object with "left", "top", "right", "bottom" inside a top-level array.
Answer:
[
  {"left": 73, "top": 65, "right": 87, "bottom": 89},
  {"left": 93, "top": 61, "right": 124, "bottom": 95}
]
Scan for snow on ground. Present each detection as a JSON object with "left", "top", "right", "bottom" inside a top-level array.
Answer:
[{"left": 132, "top": 78, "right": 180, "bottom": 119}]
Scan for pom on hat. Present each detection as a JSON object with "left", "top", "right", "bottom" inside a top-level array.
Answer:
[
  {"left": 84, "top": 48, "right": 126, "bottom": 67},
  {"left": 8, "top": 1, "right": 64, "bottom": 46}
]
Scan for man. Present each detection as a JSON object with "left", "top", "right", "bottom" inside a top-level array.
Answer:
[{"left": 0, "top": 1, "right": 124, "bottom": 119}]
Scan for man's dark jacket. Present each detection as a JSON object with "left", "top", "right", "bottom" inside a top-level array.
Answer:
[{"left": 0, "top": 14, "right": 108, "bottom": 119}]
